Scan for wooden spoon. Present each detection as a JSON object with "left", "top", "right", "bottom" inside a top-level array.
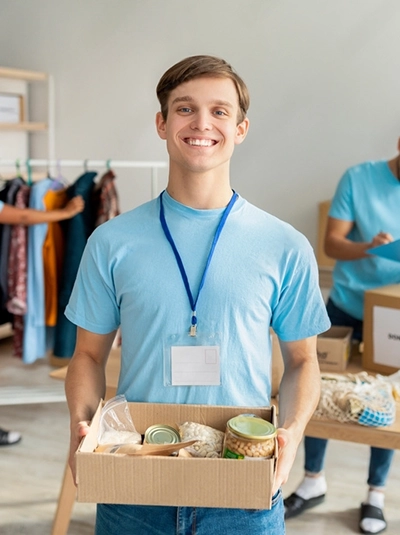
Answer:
[{"left": 95, "top": 439, "right": 197, "bottom": 456}]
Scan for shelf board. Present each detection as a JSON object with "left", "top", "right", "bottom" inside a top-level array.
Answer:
[
  {"left": 0, "top": 122, "right": 47, "bottom": 131},
  {"left": 0, "top": 66, "right": 47, "bottom": 82}
]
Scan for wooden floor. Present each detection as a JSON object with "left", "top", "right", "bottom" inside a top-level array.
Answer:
[{"left": 1, "top": 335, "right": 400, "bottom": 534}]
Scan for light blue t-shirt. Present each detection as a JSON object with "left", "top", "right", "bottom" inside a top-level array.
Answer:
[
  {"left": 0, "top": 200, "right": 4, "bottom": 212},
  {"left": 23, "top": 178, "right": 53, "bottom": 363},
  {"left": 66, "top": 192, "right": 330, "bottom": 406},
  {"left": 329, "top": 160, "right": 400, "bottom": 320}
]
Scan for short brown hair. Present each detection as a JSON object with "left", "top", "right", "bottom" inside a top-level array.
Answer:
[{"left": 156, "top": 55, "right": 250, "bottom": 124}]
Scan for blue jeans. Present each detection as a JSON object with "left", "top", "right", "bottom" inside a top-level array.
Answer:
[
  {"left": 95, "top": 490, "right": 284, "bottom": 535},
  {"left": 304, "top": 298, "right": 395, "bottom": 488}
]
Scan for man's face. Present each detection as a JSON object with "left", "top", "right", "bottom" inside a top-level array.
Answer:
[{"left": 156, "top": 76, "right": 249, "bottom": 175}]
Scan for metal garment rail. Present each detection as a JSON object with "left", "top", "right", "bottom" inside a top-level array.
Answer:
[{"left": 0, "top": 159, "right": 168, "bottom": 199}]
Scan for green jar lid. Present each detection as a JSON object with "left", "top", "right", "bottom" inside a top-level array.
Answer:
[
  {"left": 144, "top": 425, "right": 181, "bottom": 444},
  {"left": 227, "top": 415, "right": 276, "bottom": 440}
]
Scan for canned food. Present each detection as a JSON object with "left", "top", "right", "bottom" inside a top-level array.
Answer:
[
  {"left": 144, "top": 425, "right": 181, "bottom": 445},
  {"left": 222, "top": 414, "right": 276, "bottom": 460}
]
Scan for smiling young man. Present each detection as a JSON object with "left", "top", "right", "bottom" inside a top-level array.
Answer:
[{"left": 65, "top": 55, "right": 330, "bottom": 535}]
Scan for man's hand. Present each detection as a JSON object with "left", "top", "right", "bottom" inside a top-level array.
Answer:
[
  {"left": 272, "top": 427, "right": 299, "bottom": 495},
  {"left": 69, "top": 420, "right": 91, "bottom": 485}
]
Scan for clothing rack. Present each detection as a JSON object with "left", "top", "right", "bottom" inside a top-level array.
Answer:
[{"left": 0, "top": 159, "right": 168, "bottom": 199}]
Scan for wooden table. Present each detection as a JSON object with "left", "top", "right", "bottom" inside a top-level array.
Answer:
[
  {"left": 50, "top": 349, "right": 400, "bottom": 535},
  {"left": 305, "top": 354, "right": 400, "bottom": 449},
  {"left": 49, "top": 349, "right": 120, "bottom": 535}
]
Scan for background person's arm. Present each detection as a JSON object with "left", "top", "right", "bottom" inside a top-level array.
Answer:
[
  {"left": 273, "top": 336, "right": 320, "bottom": 494},
  {"left": 0, "top": 195, "right": 84, "bottom": 225},
  {"left": 65, "top": 327, "right": 117, "bottom": 484},
  {"left": 324, "top": 217, "right": 393, "bottom": 260}
]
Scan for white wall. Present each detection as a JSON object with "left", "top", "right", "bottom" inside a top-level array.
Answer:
[{"left": 1, "top": 0, "right": 399, "bottom": 248}]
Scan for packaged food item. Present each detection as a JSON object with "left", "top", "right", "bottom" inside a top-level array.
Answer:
[
  {"left": 97, "top": 395, "right": 141, "bottom": 446},
  {"left": 144, "top": 425, "right": 181, "bottom": 444},
  {"left": 179, "top": 421, "right": 224, "bottom": 458},
  {"left": 222, "top": 414, "right": 276, "bottom": 460}
]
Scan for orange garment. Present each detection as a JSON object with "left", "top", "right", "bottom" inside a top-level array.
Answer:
[{"left": 42, "top": 187, "right": 67, "bottom": 326}]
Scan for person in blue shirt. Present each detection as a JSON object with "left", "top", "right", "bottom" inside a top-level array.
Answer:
[
  {"left": 64, "top": 55, "right": 330, "bottom": 535},
  {"left": 284, "top": 141, "right": 400, "bottom": 535},
  {"left": 0, "top": 194, "right": 84, "bottom": 446}
]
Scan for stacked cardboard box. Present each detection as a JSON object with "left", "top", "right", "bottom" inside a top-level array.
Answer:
[
  {"left": 363, "top": 284, "right": 400, "bottom": 375},
  {"left": 317, "top": 326, "right": 353, "bottom": 373}
]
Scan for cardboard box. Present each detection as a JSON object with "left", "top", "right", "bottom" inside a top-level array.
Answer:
[
  {"left": 317, "top": 326, "right": 353, "bottom": 372},
  {"left": 77, "top": 401, "right": 277, "bottom": 509},
  {"left": 363, "top": 284, "right": 400, "bottom": 375},
  {"left": 316, "top": 200, "right": 336, "bottom": 269}
]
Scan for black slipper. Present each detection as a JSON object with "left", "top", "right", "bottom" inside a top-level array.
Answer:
[
  {"left": 359, "top": 503, "right": 387, "bottom": 534},
  {"left": 0, "top": 428, "right": 22, "bottom": 446},
  {"left": 284, "top": 492, "right": 325, "bottom": 519}
]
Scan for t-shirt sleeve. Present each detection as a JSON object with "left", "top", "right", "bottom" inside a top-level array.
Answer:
[
  {"left": 271, "top": 235, "right": 331, "bottom": 341},
  {"left": 329, "top": 170, "right": 355, "bottom": 222},
  {"left": 65, "top": 232, "right": 120, "bottom": 334},
  {"left": 0, "top": 200, "right": 4, "bottom": 212}
]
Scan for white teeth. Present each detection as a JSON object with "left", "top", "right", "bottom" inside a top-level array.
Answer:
[{"left": 187, "top": 139, "right": 213, "bottom": 146}]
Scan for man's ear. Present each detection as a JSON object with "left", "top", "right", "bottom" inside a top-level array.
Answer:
[
  {"left": 235, "top": 117, "right": 249, "bottom": 145},
  {"left": 156, "top": 112, "right": 167, "bottom": 140}
]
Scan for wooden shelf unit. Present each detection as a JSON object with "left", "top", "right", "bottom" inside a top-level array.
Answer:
[
  {"left": 0, "top": 121, "right": 47, "bottom": 131},
  {"left": 0, "top": 66, "right": 49, "bottom": 132}
]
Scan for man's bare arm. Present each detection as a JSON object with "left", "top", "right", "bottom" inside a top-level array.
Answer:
[
  {"left": 65, "top": 326, "right": 117, "bottom": 483},
  {"left": 273, "top": 336, "right": 320, "bottom": 494},
  {"left": 325, "top": 217, "right": 393, "bottom": 260}
]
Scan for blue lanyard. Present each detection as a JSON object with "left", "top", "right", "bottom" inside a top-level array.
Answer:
[{"left": 159, "top": 190, "right": 238, "bottom": 336}]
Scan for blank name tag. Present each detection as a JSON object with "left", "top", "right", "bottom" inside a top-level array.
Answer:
[{"left": 171, "top": 345, "right": 221, "bottom": 386}]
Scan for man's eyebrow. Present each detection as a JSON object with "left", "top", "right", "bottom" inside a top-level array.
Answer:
[
  {"left": 171, "top": 96, "right": 193, "bottom": 105},
  {"left": 171, "top": 96, "right": 234, "bottom": 108}
]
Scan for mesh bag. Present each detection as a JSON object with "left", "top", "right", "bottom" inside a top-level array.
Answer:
[{"left": 314, "top": 371, "right": 396, "bottom": 427}]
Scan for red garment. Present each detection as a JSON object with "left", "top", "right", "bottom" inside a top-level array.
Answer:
[
  {"left": 6, "top": 184, "right": 30, "bottom": 358},
  {"left": 93, "top": 170, "right": 120, "bottom": 227}
]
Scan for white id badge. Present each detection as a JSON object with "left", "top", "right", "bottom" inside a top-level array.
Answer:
[{"left": 163, "top": 332, "right": 221, "bottom": 386}]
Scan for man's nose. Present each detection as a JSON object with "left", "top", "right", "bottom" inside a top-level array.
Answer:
[{"left": 190, "top": 111, "right": 212, "bottom": 131}]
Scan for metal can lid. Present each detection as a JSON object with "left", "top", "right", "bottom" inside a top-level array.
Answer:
[
  {"left": 227, "top": 415, "right": 276, "bottom": 440},
  {"left": 144, "top": 425, "right": 181, "bottom": 444}
]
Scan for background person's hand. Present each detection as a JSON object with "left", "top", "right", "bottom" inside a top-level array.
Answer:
[
  {"left": 370, "top": 231, "right": 394, "bottom": 249},
  {"left": 65, "top": 195, "right": 85, "bottom": 217}
]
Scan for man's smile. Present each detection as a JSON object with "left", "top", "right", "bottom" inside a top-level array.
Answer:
[{"left": 183, "top": 138, "right": 217, "bottom": 147}]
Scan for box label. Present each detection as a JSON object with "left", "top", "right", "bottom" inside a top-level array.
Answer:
[{"left": 373, "top": 306, "right": 400, "bottom": 368}]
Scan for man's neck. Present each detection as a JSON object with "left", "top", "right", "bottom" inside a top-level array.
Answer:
[
  {"left": 166, "top": 169, "right": 233, "bottom": 209},
  {"left": 387, "top": 156, "right": 400, "bottom": 181}
]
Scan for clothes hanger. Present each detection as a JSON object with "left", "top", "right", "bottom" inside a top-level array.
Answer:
[
  {"left": 50, "top": 159, "right": 68, "bottom": 189},
  {"left": 15, "top": 159, "right": 22, "bottom": 179},
  {"left": 26, "top": 159, "right": 32, "bottom": 186}
]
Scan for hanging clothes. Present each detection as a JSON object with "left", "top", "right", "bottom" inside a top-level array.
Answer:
[
  {"left": 53, "top": 171, "right": 97, "bottom": 358},
  {"left": 6, "top": 183, "right": 30, "bottom": 358},
  {"left": 92, "top": 169, "right": 120, "bottom": 227},
  {"left": 0, "top": 178, "right": 22, "bottom": 325},
  {"left": 42, "top": 187, "right": 68, "bottom": 327},
  {"left": 22, "top": 178, "right": 53, "bottom": 364}
]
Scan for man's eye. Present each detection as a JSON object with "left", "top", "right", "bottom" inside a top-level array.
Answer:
[
  {"left": 179, "top": 107, "right": 192, "bottom": 113},
  {"left": 215, "top": 110, "right": 226, "bottom": 116}
]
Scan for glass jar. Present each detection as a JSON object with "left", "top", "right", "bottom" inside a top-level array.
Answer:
[{"left": 222, "top": 414, "right": 276, "bottom": 460}]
